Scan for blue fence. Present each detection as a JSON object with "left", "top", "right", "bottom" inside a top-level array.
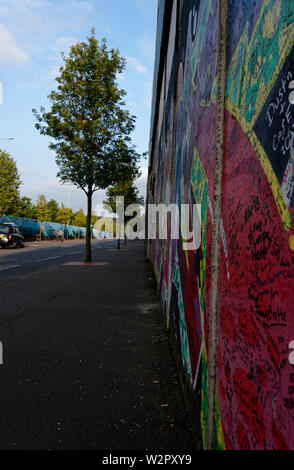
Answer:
[{"left": 0, "top": 216, "right": 111, "bottom": 239}]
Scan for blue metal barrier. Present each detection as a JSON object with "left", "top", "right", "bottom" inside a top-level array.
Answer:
[{"left": 0, "top": 216, "right": 111, "bottom": 239}]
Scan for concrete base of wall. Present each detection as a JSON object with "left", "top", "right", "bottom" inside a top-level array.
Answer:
[{"left": 167, "top": 328, "right": 203, "bottom": 450}]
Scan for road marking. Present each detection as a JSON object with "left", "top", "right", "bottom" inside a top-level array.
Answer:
[
  {"left": 35, "top": 256, "right": 61, "bottom": 262},
  {"left": 64, "top": 261, "right": 108, "bottom": 266},
  {"left": 0, "top": 264, "right": 21, "bottom": 271},
  {"left": 69, "top": 251, "right": 82, "bottom": 254}
]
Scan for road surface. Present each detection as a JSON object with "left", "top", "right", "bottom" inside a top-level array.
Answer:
[
  {"left": 0, "top": 239, "right": 116, "bottom": 285},
  {"left": 0, "top": 240, "right": 195, "bottom": 450}
]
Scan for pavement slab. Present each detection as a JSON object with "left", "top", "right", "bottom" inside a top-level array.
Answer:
[{"left": 0, "top": 241, "right": 195, "bottom": 450}]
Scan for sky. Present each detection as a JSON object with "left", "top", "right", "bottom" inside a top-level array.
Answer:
[{"left": 0, "top": 0, "right": 158, "bottom": 215}]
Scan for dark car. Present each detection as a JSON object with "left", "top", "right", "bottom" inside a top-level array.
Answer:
[{"left": 0, "top": 223, "right": 25, "bottom": 248}]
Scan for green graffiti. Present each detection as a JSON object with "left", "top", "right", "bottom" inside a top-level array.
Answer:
[
  {"left": 172, "top": 263, "right": 192, "bottom": 381},
  {"left": 191, "top": 0, "right": 214, "bottom": 89},
  {"left": 191, "top": 149, "right": 208, "bottom": 316},
  {"left": 227, "top": 0, "right": 294, "bottom": 123}
]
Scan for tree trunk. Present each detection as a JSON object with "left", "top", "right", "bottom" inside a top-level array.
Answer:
[
  {"left": 39, "top": 221, "right": 42, "bottom": 241},
  {"left": 117, "top": 219, "right": 121, "bottom": 250},
  {"left": 124, "top": 233, "right": 127, "bottom": 247},
  {"left": 85, "top": 190, "right": 92, "bottom": 262}
]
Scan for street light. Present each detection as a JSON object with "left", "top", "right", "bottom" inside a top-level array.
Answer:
[{"left": 0, "top": 138, "right": 14, "bottom": 140}]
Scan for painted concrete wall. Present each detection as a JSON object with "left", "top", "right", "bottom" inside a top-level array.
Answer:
[{"left": 147, "top": 0, "right": 294, "bottom": 449}]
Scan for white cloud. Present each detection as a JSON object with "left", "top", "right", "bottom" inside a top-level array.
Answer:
[
  {"left": 46, "top": 64, "right": 62, "bottom": 79},
  {"left": 0, "top": 24, "right": 29, "bottom": 64},
  {"left": 116, "top": 71, "right": 125, "bottom": 83},
  {"left": 0, "top": 1, "right": 97, "bottom": 45},
  {"left": 19, "top": 165, "right": 148, "bottom": 214},
  {"left": 136, "top": 167, "right": 148, "bottom": 199},
  {"left": 21, "top": 173, "right": 87, "bottom": 211},
  {"left": 17, "top": 80, "right": 40, "bottom": 89},
  {"left": 138, "top": 36, "right": 155, "bottom": 61},
  {"left": 142, "top": 77, "right": 153, "bottom": 109},
  {"left": 126, "top": 56, "right": 149, "bottom": 75},
  {"left": 93, "top": 167, "right": 148, "bottom": 217},
  {"left": 50, "top": 36, "right": 78, "bottom": 53}
]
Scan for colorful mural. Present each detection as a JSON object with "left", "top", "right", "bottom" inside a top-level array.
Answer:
[{"left": 148, "top": 0, "right": 294, "bottom": 449}]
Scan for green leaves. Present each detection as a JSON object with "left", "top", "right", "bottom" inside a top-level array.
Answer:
[
  {"left": 0, "top": 150, "right": 21, "bottom": 216},
  {"left": 56, "top": 202, "right": 72, "bottom": 225},
  {"left": 74, "top": 208, "right": 87, "bottom": 228},
  {"left": 47, "top": 199, "right": 59, "bottom": 222},
  {"left": 35, "top": 194, "right": 50, "bottom": 223},
  {"left": 33, "top": 30, "right": 141, "bottom": 261},
  {"left": 104, "top": 165, "right": 144, "bottom": 218},
  {"left": 33, "top": 33, "right": 138, "bottom": 196},
  {"left": 15, "top": 197, "right": 37, "bottom": 219}
]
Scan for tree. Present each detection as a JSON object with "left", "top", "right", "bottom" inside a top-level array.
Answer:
[
  {"left": 74, "top": 208, "right": 86, "bottom": 238},
  {"left": 56, "top": 203, "right": 70, "bottom": 236},
  {"left": 47, "top": 199, "right": 59, "bottom": 222},
  {"left": 68, "top": 208, "right": 75, "bottom": 226},
  {"left": 104, "top": 170, "right": 144, "bottom": 249},
  {"left": 33, "top": 29, "right": 139, "bottom": 262},
  {"left": 15, "top": 196, "right": 37, "bottom": 219},
  {"left": 35, "top": 194, "right": 50, "bottom": 240},
  {"left": 90, "top": 212, "right": 99, "bottom": 238},
  {"left": 0, "top": 150, "right": 21, "bottom": 216}
]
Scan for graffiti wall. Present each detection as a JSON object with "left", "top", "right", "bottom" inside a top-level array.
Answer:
[{"left": 148, "top": 0, "right": 294, "bottom": 449}]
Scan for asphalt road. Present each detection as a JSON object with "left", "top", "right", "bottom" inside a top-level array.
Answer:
[
  {"left": 0, "top": 239, "right": 117, "bottom": 285},
  {"left": 0, "top": 240, "right": 195, "bottom": 450}
]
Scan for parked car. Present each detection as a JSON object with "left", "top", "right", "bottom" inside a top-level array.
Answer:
[{"left": 0, "top": 223, "right": 25, "bottom": 248}]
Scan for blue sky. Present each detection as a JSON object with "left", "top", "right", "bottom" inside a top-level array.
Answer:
[{"left": 0, "top": 0, "right": 157, "bottom": 214}]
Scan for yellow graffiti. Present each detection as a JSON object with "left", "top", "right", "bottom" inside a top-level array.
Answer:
[
  {"left": 224, "top": 0, "right": 294, "bottom": 231},
  {"left": 289, "top": 234, "right": 294, "bottom": 251},
  {"left": 262, "top": 0, "right": 281, "bottom": 40}
]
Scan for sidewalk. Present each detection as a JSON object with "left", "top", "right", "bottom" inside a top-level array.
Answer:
[{"left": 0, "top": 240, "right": 195, "bottom": 450}]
